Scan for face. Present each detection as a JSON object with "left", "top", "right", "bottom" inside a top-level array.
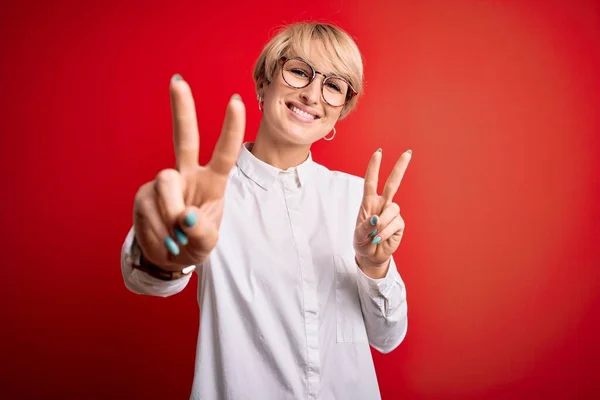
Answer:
[{"left": 257, "top": 44, "right": 351, "bottom": 146}]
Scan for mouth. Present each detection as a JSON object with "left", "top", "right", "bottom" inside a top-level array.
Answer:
[{"left": 286, "top": 103, "right": 320, "bottom": 120}]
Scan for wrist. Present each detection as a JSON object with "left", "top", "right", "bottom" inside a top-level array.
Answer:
[
  {"left": 355, "top": 256, "right": 390, "bottom": 279},
  {"left": 131, "top": 237, "right": 195, "bottom": 281}
]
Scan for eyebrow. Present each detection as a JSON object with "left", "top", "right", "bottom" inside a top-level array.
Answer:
[
  {"left": 308, "top": 59, "right": 344, "bottom": 79},
  {"left": 286, "top": 54, "right": 346, "bottom": 81}
]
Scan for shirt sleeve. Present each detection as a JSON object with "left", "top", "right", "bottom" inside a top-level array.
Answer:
[
  {"left": 121, "top": 226, "right": 193, "bottom": 297},
  {"left": 355, "top": 256, "right": 408, "bottom": 354}
]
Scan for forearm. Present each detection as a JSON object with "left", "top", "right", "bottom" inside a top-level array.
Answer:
[{"left": 355, "top": 256, "right": 408, "bottom": 353}]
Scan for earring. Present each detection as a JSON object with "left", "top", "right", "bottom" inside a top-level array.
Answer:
[
  {"left": 323, "top": 127, "right": 336, "bottom": 141},
  {"left": 257, "top": 94, "right": 264, "bottom": 112}
]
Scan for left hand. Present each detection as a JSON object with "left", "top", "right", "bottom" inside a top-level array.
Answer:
[{"left": 353, "top": 149, "right": 412, "bottom": 272}]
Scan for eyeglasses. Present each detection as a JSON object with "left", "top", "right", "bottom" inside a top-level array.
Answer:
[{"left": 280, "top": 57, "right": 357, "bottom": 107}]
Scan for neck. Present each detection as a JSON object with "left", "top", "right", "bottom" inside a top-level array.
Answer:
[{"left": 251, "top": 122, "right": 311, "bottom": 170}]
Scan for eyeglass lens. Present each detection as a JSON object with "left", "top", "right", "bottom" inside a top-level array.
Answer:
[{"left": 282, "top": 59, "right": 350, "bottom": 107}]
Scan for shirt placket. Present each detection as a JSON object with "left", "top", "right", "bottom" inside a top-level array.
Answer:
[{"left": 278, "top": 171, "right": 321, "bottom": 400}]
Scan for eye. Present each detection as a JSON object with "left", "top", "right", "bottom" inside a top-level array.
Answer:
[
  {"left": 325, "top": 81, "right": 342, "bottom": 93},
  {"left": 291, "top": 68, "right": 310, "bottom": 78}
]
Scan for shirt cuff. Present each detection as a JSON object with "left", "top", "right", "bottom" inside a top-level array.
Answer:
[
  {"left": 123, "top": 228, "right": 194, "bottom": 284},
  {"left": 355, "top": 257, "right": 402, "bottom": 300}
]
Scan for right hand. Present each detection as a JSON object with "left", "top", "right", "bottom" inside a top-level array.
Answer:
[{"left": 132, "top": 75, "right": 246, "bottom": 271}]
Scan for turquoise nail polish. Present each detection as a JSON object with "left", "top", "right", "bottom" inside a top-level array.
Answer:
[
  {"left": 368, "top": 229, "right": 378, "bottom": 238},
  {"left": 370, "top": 216, "right": 378, "bottom": 226},
  {"left": 174, "top": 227, "right": 188, "bottom": 245},
  {"left": 184, "top": 212, "right": 197, "bottom": 227},
  {"left": 231, "top": 94, "right": 242, "bottom": 101},
  {"left": 407, "top": 149, "right": 412, "bottom": 155},
  {"left": 164, "top": 237, "right": 180, "bottom": 255},
  {"left": 377, "top": 148, "right": 382, "bottom": 153},
  {"left": 372, "top": 236, "right": 382, "bottom": 245},
  {"left": 172, "top": 73, "right": 182, "bottom": 82}
]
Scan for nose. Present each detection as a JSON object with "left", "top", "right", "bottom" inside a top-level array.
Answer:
[{"left": 299, "top": 75, "right": 323, "bottom": 105}]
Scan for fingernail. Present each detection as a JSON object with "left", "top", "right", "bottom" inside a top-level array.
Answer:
[
  {"left": 164, "top": 237, "right": 180, "bottom": 255},
  {"left": 368, "top": 229, "right": 378, "bottom": 238},
  {"left": 377, "top": 148, "right": 382, "bottom": 153},
  {"left": 172, "top": 73, "right": 183, "bottom": 82},
  {"left": 174, "top": 227, "right": 188, "bottom": 245},
  {"left": 184, "top": 212, "right": 197, "bottom": 227},
  {"left": 231, "top": 94, "right": 242, "bottom": 101},
  {"left": 372, "top": 236, "right": 382, "bottom": 245},
  {"left": 407, "top": 149, "right": 412, "bottom": 155},
  {"left": 370, "top": 216, "right": 378, "bottom": 226}
]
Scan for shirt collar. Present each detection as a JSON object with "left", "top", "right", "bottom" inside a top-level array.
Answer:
[{"left": 236, "top": 142, "right": 317, "bottom": 190}]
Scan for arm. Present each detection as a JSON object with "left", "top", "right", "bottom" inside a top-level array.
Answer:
[
  {"left": 355, "top": 256, "right": 407, "bottom": 354},
  {"left": 121, "top": 227, "right": 194, "bottom": 297},
  {"left": 122, "top": 77, "right": 244, "bottom": 298},
  {"left": 351, "top": 148, "right": 413, "bottom": 353}
]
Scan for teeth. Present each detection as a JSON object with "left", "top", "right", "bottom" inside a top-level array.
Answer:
[{"left": 291, "top": 106, "right": 316, "bottom": 119}]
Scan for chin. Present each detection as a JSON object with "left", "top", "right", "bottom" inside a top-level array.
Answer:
[
  {"left": 275, "top": 125, "right": 316, "bottom": 146},
  {"left": 265, "top": 112, "right": 322, "bottom": 146}
]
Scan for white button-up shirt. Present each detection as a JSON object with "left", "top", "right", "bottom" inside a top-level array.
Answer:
[{"left": 121, "top": 143, "right": 408, "bottom": 400}]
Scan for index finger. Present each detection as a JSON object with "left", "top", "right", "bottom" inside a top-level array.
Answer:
[
  {"left": 363, "top": 149, "right": 382, "bottom": 198},
  {"left": 170, "top": 75, "right": 200, "bottom": 171},
  {"left": 382, "top": 149, "right": 412, "bottom": 202},
  {"left": 208, "top": 94, "right": 246, "bottom": 176}
]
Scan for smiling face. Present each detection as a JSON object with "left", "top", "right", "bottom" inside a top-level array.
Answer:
[
  {"left": 253, "top": 23, "right": 364, "bottom": 147},
  {"left": 257, "top": 48, "right": 349, "bottom": 145}
]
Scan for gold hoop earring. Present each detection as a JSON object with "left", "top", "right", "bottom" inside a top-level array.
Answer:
[{"left": 323, "top": 127, "right": 336, "bottom": 141}]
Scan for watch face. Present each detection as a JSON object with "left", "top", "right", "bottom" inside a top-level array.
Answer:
[{"left": 182, "top": 266, "right": 196, "bottom": 274}]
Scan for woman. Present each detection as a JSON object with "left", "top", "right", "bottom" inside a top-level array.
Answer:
[{"left": 121, "top": 21, "right": 412, "bottom": 400}]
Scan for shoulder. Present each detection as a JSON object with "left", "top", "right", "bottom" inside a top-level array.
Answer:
[{"left": 313, "top": 162, "right": 364, "bottom": 197}]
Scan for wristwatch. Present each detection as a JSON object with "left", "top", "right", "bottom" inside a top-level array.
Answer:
[{"left": 130, "top": 236, "right": 196, "bottom": 281}]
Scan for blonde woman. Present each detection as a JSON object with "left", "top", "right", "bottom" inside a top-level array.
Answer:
[{"left": 121, "top": 22, "right": 412, "bottom": 400}]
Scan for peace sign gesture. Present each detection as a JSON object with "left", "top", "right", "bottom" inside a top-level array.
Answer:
[
  {"left": 353, "top": 149, "right": 412, "bottom": 273},
  {"left": 133, "top": 75, "right": 246, "bottom": 271}
]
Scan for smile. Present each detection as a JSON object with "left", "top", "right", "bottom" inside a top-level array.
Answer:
[{"left": 287, "top": 103, "right": 319, "bottom": 120}]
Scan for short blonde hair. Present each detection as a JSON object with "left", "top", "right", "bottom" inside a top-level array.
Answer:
[{"left": 253, "top": 22, "right": 364, "bottom": 119}]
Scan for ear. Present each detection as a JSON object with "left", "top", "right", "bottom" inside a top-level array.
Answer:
[{"left": 256, "top": 77, "right": 268, "bottom": 98}]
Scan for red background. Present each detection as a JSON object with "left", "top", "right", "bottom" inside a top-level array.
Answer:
[{"left": 1, "top": 0, "right": 599, "bottom": 398}]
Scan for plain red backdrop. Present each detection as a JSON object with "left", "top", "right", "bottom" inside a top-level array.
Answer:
[{"left": 1, "top": 0, "right": 599, "bottom": 398}]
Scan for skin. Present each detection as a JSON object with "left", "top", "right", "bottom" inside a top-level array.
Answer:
[{"left": 133, "top": 43, "right": 412, "bottom": 279}]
